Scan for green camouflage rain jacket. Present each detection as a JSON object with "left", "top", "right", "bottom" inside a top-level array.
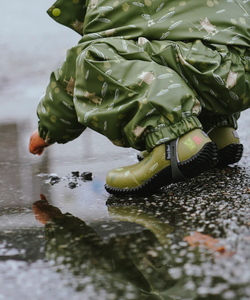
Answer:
[{"left": 37, "top": 0, "right": 250, "bottom": 151}]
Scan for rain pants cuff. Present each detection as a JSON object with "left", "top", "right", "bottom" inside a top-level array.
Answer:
[
  {"left": 145, "top": 116, "right": 202, "bottom": 152},
  {"left": 198, "top": 113, "right": 240, "bottom": 133}
]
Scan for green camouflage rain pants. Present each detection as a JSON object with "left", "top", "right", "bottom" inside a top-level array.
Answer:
[{"left": 38, "top": 38, "right": 249, "bottom": 151}]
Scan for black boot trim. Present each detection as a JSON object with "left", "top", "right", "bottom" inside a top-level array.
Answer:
[
  {"left": 169, "top": 139, "right": 187, "bottom": 183},
  {"left": 216, "top": 143, "right": 243, "bottom": 168}
]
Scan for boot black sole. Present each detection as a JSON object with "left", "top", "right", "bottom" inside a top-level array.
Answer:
[
  {"left": 216, "top": 143, "right": 243, "bottom": 168},
  {"left": 105, "top": 142, "right": 218, "bottom": 196}
]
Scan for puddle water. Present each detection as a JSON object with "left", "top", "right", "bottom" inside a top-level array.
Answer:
[{"left": 1, "top": 123, "right": 250, "bottom": 300}]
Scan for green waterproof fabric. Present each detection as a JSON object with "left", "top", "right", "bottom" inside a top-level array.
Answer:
[{"left": 37, "top": 0, "right": 250, "bottom": 151}]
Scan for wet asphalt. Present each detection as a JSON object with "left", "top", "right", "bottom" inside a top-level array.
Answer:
[{"left": 1, "top": 1, "right": 250, "bottom": 299}]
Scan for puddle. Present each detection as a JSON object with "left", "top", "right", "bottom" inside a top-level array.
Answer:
[{"left": 1, "top": 128, "right": 250, "bottom": 300}]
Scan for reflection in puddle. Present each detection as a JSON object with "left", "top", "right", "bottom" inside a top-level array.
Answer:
[
  {"left": 1, "top": 122, "right": 250, "bottom": 299},
  {"left": 33, "top": 195, "right": 185, "bottom": 299},
  {"left": 31, "top": 192, "right": 243, "bottom": 300}
]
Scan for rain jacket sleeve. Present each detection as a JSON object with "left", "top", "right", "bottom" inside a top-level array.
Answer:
[
  {"left": 37, "top": 0, "right": 87, "bottom": 144},
  {"left": 37, "top": 66, "right": 86, "bottom": 145}
]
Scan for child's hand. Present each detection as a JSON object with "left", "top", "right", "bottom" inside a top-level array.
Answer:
[{"left": 29, "top": 129, "right": 50, "bottom": 155}]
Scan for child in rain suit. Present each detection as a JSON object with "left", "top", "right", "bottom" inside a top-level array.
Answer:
[{"left": 29, "top": 0, "right": 247, "bottom": 195}]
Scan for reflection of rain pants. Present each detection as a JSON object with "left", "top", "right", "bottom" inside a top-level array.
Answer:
[
  {"left": 44, "top": 213, "right": 190, "bottom": 299},
  {"left": 37, "top": 0, "right": 250, "bottom": 151},
  {"left": 44, "top": 214, "right": 165, "bottom": 297}
]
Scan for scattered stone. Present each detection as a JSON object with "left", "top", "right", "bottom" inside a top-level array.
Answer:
[
  {"left": 80, "top": 172, "right": 92, "bottom": 181},
  {"left": 71, "top": 171, "right": 80, "bottom": 178},
  {"left": 42, "top": 171, "right": 92, "bottom": 187},
  {"left": 45, "top": 174, "right": 60, "bottom": 185},
  {"left": 68, "top": 182, "right": 78, "bottom": 189}
]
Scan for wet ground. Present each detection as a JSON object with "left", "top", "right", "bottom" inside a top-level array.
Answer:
[{"left": 1, "top": 1, "right": 250, "bottom": 299}]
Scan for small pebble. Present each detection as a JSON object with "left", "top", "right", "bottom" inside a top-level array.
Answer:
[{"left": 80, "top": 172, "right": 92, "bottom": 181}]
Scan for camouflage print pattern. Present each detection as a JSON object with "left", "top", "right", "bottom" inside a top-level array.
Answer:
[{"left": 37, "top": 0, "right": 250, "bottom": 151}]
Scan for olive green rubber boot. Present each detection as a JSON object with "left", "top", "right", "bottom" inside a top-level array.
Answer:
[
  {"left": 138, "top": 127, "right": 243, "bottom": 167},
  {"left": 105, "top": 129, "right": 218, "bottom": 196},
  {"left": 207, "top": 127, "right": 243, "bottom": 167}
]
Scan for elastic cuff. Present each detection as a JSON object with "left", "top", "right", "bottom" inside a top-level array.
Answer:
[
  {"left": 198, "top": 113, "right": 240, "bottom": 133},
  {"left": 38, "top": 125, "right": 56, "bottom": 145},
  {"left": 38, "top": 122, "right": 85, "bottom": 144},
  {"left": 145, "top": 116, "right": 202, "bottom": 151}
]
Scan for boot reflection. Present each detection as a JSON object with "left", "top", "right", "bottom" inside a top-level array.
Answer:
[
  {"left": 33, "top": 195, "right": 174, "bottom": 299},
  {"left": 108, "top": 205, "right": 174, "bottom": 246}
]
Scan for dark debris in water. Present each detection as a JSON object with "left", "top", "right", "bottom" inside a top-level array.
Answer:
[
  {"left": 71, "top": 171, "right": 80, "bottom": 178},
  {"left": 38, "top": 171, "right": 93, "bottom": 188},
  {"left": 45, "top": 174, "right": 61, "bottom": 185},
  {"left": 68, "top": 182, "right": 78, "bottom": 189},
  {"left": 80, "top": 172, "right": 93, "bottom": 181}
]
